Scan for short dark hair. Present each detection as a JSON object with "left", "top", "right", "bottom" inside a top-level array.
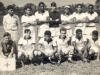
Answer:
[
  {"left": 24, "top": 5, "right": 32, "bottom": 11},
  {"left": 3, "top": 32, "right": 11, "bottom": 37},
  {"left": 76, "top": 29, "right": 82, "bottom": 34},
  {"left": 24, "top": 29, "right": 31, "bottom": 33},
  {"left": 76, "top": 4, "right": 82, "bottom": 8},
  {"left": 60, "top": 27, "right": 66, "bottom": 33},
  {"left": 92, "top": 30, "right": 98, "bottom": 36},
  {"left": 7, "top": 5, "right": 14, "bottom": 10},
  {"left": 38, "top": 2, "right": 46, "bottom": 7},
  {"left": 44, "top": 30, "right": 51, "bottom": 36},
  {"left": 51, "top": 2, "right": 57, "bottom": 7},
  {"left": 88, "top": 4, "right": 94, "bottom": 9}
]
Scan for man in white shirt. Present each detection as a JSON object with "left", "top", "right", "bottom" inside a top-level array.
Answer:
[
  {"left": 18, "top": 29, "right": 35, "bottom": 65},
  {"left": 87, "top": 30, "right": 100, "bottom": 62},
  {"left": 53, "top": 27, "right": 74, "bottom": 65},
  {"left": 3, "top": 5, "right": 20, "bottom": 42},
  {"left": 34, "top": 30, "right": 56, "bottom": 65},
  {"left": 72, "top": 29, "right": 88, "bottom": 62},
  {"left": 61, "top": 5, "right": 74, "bottom": 38},
  {"left": 73, "top": 4, "right": 87, "bottom": 34},
  {"left": 35, "top": 2, "right": 50, "bottom": 39},
  {"left": 85, "top": 4, "right": 99, "bottom": 35},
  {"left": 21, "top": 5, "right": 37, "bottom": 38}
]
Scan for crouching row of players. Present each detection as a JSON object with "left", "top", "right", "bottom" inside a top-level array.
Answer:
[{"left": 1, "top": 27, "right": 100, "bottom": 66}]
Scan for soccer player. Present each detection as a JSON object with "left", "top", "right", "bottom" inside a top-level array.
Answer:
[
  {"left": 18, "top": 29, "right": 35, "bottom": 64},
  {"left": 61, "top": 5, "right": 74, "bottom": 38},
  {"left": 34, "top": 30, "right": 56, "bottom": 65},
  {"left": 21, "top": 5, "right": 37, "bottom": 38},
  {"left": 3, "top": 5, "right": 20, "bottom": 42},
  {"left": 0, "top": 32, "right": 16, "bottom": 59},
  {"left": 53, "top": 27, "right": 74, "bottom": 65},
  {"left": 35, "top": 2, "right": 50, "bottom": 39},
  {"left": 87, "top": 30, "right": 100, "bottom": 62},
  {"left": 85, "top": 4, "right": 99, "bottom": 35},
  {"left": 72, "top": 29, "right": 88, "bottom": 62},
  {"left": 49, "top": 2, "right": 61, "bottom": 38},
  {"left": 73, "top": 4, "right": 87, "bottom": 34}
]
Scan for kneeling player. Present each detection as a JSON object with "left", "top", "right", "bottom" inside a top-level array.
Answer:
[
  {"left": 34, "top": 30, "right": 56, "bottom": 65},
  {"left": 53, "top": 27, "right": 74, "bottom": 65},
  {"left": 0, "top": 32, "right": 16, "bottom": 59},
  {"left": 87, "top": 30, "right": 100, "bottom": 62},
  {"left": 18, "top": 29, "right": 35, "bottom": 65},
  {"left": 72, "top": 29, "right": 88, "bottom": 62}
]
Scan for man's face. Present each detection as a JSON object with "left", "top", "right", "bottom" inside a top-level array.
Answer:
[
  {"left": 92, "top": 34, "right": 98, "bottom": 40},
  {"left": 77, "top": 5, "right": 82, "bottom": 13},
  {"left": 60, "top": 31, "right": 66, "bottom": 38},
  {"left": 25, "top": 8, "right": 31, "bottom": 15},
  {"left": 64, "top": 8, "right": 70, "bottom": 14},
  {"left": 4, "top": 36, "right": 11, "bottom": 43},
  {"left": 88, "top": 6, "right": 94, "bottom": 13},
  {"left": 45, "top": 35, "right": 51, "bottom": 41},
  {"left": 8, "top": 9, "right": 14, "bottom": 16},
  {"left": 39, "top": 4, "right": 45, "bottom": 11},
  {"left": 25, "top": 32, "right": 31, "bottom": 38},
  {"left": 77, "top": 32, "right": 82, "bottom": 38},
  {"left": 51, "top": 6, "right": 56, "bottom": 11}
]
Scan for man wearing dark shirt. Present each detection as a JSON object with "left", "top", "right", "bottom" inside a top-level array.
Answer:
[
  {"left": 0, "top": 32, "right": 16, "bottom": 59},
  {"left": 49, "top": 2, "right": 61, "bottom": 37}
]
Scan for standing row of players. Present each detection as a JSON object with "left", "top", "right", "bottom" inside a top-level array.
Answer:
[{"left": 1, "top": 2, "right": 100, "bottom": 66}]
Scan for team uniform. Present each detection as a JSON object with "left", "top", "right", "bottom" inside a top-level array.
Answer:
[
  {"left": 53, "top": 36, "right": 74, "bottom": 55},
  {"left": 38, "top": 37, "right": 55, "bottom": 57},
  {"left": 87, "top": 36, "right": 100, "bottom": 53},
  {"left": 35, "top": 11, "right": 49, "bottom": 37},
  {"left": 3, "top": 14, "right": 19, "bottom": 42},
  {"left": 0, "top": 40, "right": 16, "bottom": 58},
  {"left": 18, "top": 36, "right": 35, "bottom": 58},
  {"left": 49, "top": 11, "right": 61, "bottom": 37},
  {"left": 72, "top": 12, "right": 86, "bottom": 34},
  {"left": 21, "top": 15, "right": 36, "bottom": 38},
  {"left": 85, "top": 12, "right": 98, "bottom": 35},
  {"left": 61, "top": 14, "right": 73, "bottom": 37},
  {"left": 72, "top": 35, "right": 87, "bottom": 51}
]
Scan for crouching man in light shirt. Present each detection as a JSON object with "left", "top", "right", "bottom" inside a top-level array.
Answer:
[
  {"left": 3, "top": 5, "right": 20, "bottom": 42},
  {"left": 72, "top": 29, "right": 88, "bottom": 62},
  {"left": 34, "top": 30, "right": 56, "bottom": 65},
  {"left": 53, "top": 27, "right": 74, "bottom": 66},
  {"left": 18, "top": 29, "right": 35, "bottom": 65},
  {"left": 87, "top": 30, "right": 100, "bottom": 62}
]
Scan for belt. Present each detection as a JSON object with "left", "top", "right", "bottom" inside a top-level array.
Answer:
[
  {"left": 86, "top": 26, "right": 95, "bottom": 27},
  {"left": 75, "top": 26, "right": 83, "bottom": 27}
]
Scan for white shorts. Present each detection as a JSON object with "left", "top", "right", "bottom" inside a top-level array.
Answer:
[
  {"left": 18, "top": 50, "right": 33, "bottom": 58},
  {"left": 45, "top": 49, "right": 55, "bottom": 57},
  {"left": 85, "top": 26, "right": 96, "bottom": 35},
  {"left": 58, "top": 46, "right": 74, "bottom": 54},
  {"left": 74, "top": 26, "right": 85, "bottom": 34},
  {"left": 50, "top": 27, "right": 60, "bottom": 37},
  {"left": 90, "top": 47, "right": 98, "bottom": 53},
  {"left": 5, "top": 30, "right": 18, "bottom": 42}
]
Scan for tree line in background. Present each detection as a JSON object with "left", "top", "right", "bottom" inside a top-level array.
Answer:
[{"left": 0, "top": 1, "right": 100, "bottom": 25}]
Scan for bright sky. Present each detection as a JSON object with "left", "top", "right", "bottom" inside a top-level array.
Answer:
[{"left": 0, "top": 0, "right": 96, "bottom": 7}]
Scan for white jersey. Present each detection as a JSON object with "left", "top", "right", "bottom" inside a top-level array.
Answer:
[
  {"left": 61, "top": 14, "right": 73, "bottom": 29},
  {"left": 21, "top": 15, "right": 36, "bottom": 37},
  {"left": 35, "top": 11, "right": 49, "bottom": 29},
  {"left": 86, "top": 12, "right": 98, "bottom": 26},
  {"left": 72, "top": 12, "right": 87, "bottom": 27}
]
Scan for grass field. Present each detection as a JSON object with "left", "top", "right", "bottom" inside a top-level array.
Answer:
[{"left": 0, "top": 24, "right": 100, "bottom": 75}]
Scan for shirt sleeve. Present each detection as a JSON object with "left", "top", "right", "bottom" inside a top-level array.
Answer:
[
  {"left": 16, "top": 15, "right": 20, "bottom": 26},
  {"left": 53, "top": 37, "right": 57, "bottom": 46},
  {"left": 3, "top": 16, "right": 6, "bottom": 30},
  {"left": 83, "top": 35, "right": 87, "bottom": 41},
  {"left": 72, "top": 36, "right": 76, "bottom": 42},
  {"left": 32, "top": 37, "right": 36, "bottom": 44},
  {"left": 18, "top": 38, "right": 23, "bottom": 46},
  {"left": 21, "top": 15, "right": 26, "bottom": 23},
  {"left": 39, "top": 38, "right": 44, "bottom": 45}
]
